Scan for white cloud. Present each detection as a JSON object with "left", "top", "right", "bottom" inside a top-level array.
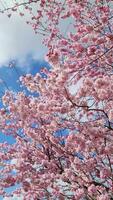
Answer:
[
  {"left": 0, "top": 1, "right": 75, "bottom": 71},
  {"left": 0, "top": 12, "right": 47, "bottom": 66},
  {"left": 0, "top": 0, "right": 74, "bottom": 67}
]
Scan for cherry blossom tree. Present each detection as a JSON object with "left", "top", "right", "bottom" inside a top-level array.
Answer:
[{"left": 0, "top": 0, "right": 113, "bottom": 199}]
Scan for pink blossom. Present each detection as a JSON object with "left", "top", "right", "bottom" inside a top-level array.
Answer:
[
  {"left": 75, "top": 188, "right": 85, "bottom": 200},
  {"left": 100, "top": 168, "right": 111, "bottom": 179},
  {"left": 88, "top": 184, "right": 97, "bottom": 195},
  {"left": 0, "top": 0, "right": 113, "bottom": 199},
  {"left": 97, "top": 194, "right": 110, "bottom": 200}
]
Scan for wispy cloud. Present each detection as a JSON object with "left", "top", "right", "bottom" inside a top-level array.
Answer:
[{"left": 0, "top": 12, "right": 47, "bottom": 66}]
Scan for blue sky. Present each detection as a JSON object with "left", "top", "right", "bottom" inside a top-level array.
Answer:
[
  {"left": 0, "top": 6, "right": 51, "bottom": 198},
  {"left": 0, "top": 57, "right": 50, "bottom": 200},
  {"left": 0, "top": 2, "right": 72, "bottom": 199},
  {"left": 0, "top": 57, "right": 49, "bottom": 144}
]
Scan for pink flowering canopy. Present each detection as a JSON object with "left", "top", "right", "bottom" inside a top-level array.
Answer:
[{"left": 0, "top": 0, "right": 113, "bottom": 199}]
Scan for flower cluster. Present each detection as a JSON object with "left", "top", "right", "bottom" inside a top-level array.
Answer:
[{"left": 0, "top": 0, "right": 113, "bottom": 199}]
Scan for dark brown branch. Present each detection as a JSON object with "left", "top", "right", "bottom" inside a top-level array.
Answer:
[
  {"left": 0, "top": 0, "right": 39, "bottom": 13},
  {"left": 89, "top": 46, "right": 113, "bottom": 65}
]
